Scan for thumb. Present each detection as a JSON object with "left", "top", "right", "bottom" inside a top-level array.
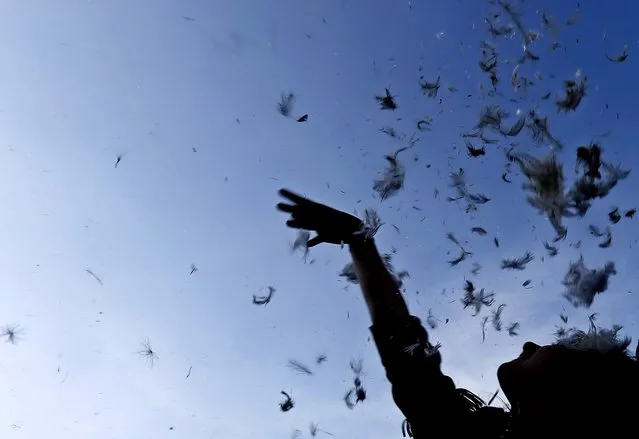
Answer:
[{"left": 307, "top": 235, "right": 324, "bottom": 248}]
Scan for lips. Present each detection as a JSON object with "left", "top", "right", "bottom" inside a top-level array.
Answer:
[
  {"left": 497, "top": 342, "right": 542, "bottom": 407},
  {"left": 497, "top": 358, "right": 521, "bottom": 404}
]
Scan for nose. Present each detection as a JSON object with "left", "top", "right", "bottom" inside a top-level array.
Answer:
[{"left": 521, "top": 342, "right": 540, "bottom": 358}]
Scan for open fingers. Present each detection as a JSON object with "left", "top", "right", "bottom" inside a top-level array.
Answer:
[
  {"left": 286, "top": 219, "right": 306, "bottom": 229},
  {"left": 276, "top": 203, "right": 296, "bottom": 213},
  {"left": 307, "top": 236, "right": 324, "bottom": 247},
  {"left": 279, "top": 188, "right": 310, "bottom": 205}
]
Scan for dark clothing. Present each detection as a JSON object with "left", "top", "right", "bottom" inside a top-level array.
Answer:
[{"left": 371, "top": 316, "right": 510, "bottom": 438}]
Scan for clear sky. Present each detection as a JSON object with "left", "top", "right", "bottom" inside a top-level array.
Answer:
[{"left": 0, "top": 0, "right": 637, "bottom": 437}]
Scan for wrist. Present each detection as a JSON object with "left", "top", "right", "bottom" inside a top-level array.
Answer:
[{"left": 348, "top": 236, "right": 375, "bottom": 252}]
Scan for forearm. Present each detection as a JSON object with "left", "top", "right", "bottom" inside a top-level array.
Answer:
[{"left": 349, "top": 239, "right": 410, "bottom": 325}]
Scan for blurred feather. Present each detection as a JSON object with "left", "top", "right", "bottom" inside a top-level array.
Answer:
[
  {"left": 555, "top": 315, "right": 630, "bottom": 354},
  {"left": 562, "top": 256, "right": 616, "bottom": 307},
  {"left": 373, "top": 148, "right": 409, "bottom": 200},
  {"left": 606, "top": 44, "right": 628, "bottom": 62},
  {"left": 501, "top": 252, "right": 534, "bottom": 270},
  {"left": 253, "top": 286, "right": 275, "bottom": 305},
  {"left": 507, "top": 322, "right": 520, "bottom": 336},
  {"left": 420, "top": 75, "right": 441, "bottom": 98},
  {"left": 287, "top": 359, "right": 313, "bottom": 376},
  {"left": 491, "top": 304, "right": 506, "bottom": 331},
  {"left": 277, "top": 92, "right": 296, "bottom": 117},
  {"left": 375, "top": 88, "right": 397, "bottom": 110}
]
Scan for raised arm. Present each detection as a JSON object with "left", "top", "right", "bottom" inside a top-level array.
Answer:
[
  {"left": 348, "top": 238, "right": 410, "bottom": 325},
  {"left": 348, "top": 234, "right": 501, "bottom": 437},
  {"left": 276, "top": 188, "right": 410, "bottom": 326},
  {"left": 276, "top": 189, "right": 486, "bottom": 437}
]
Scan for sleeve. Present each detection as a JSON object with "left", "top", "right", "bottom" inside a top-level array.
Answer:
[{"left": 370, "top": 316, "right": 474, "bottom": 438}]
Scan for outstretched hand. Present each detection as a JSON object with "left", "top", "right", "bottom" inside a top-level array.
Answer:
[{"left": 277, "top": 189, "right": 364, "bottom": 247}]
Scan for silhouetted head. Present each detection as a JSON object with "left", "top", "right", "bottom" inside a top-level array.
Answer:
[{"left": 498, "top": 336, "right": 638, "bottom": 438}]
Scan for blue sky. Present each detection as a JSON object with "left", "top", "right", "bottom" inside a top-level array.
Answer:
[{"left": 0, "top": 0, "right": 637, "bottom": 437}]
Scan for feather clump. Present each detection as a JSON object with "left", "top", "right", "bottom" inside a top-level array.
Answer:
[
  {"left": 373, "top": 148, "right": 410, "bottom": 200},
  {"left": 509, "top": 152, "right": 570, "bottom": 239},
  {"left": 448, "top": 168, "right": 490, "bottom": 213},
  {"left": 461, "top": 280, "right": 495, "bottom": 316},
  {"left": 568, "top": 161, "right": 630, "bottom": 216},
  {"left": 555, "top": 315, "right": 631, "bottom": 355},
  {"left": 353, "top": 208, "right": 383, "bottom": 241},
  {"left": 511, "top": 145, "right": 630, "bottom": 240},
  {"left": 526, "top": 110, "right": 563, "bottom": 151},
  {"left": 375, "top": 88, "right": 397, "bottom": 110},
  {"left": 561, "top": 256, "right": 616, "bottom": 308},
  {"left": 556, "top": 73, "right": 587, "bottom": 112}
]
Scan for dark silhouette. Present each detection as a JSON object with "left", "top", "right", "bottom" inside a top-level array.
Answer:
[{"left": 277, "top": 188, "right": 638, "bottom": 439}]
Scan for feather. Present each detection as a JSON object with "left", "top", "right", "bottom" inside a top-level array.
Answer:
[
  {"left": 556, "top": 74, "right": 587, "bottom": 112},
  {"left": 253, "top": 286, "right": 275, "bottom": 305},
  {"left": 501, "top": 252, "right": 534, "bottom": 270},
  {"left": 373, "top": 148, "right": 410, "bottom": 200},
  {"left": 277, "top": 93, "right": 296, "bottom": 117},
  {"left": 562, "top": 256, "right": 616, "bottom": 307},
  {"left": 491, "top": 304, "right": 506, "bottom": 331},
  {"left": 555, "top": 315, "right": 630, "bottom": 354},
  {"left": 375, "top": 88, "right": 398, "bottom": 110},
  {"left": 287, "top": 359, "right": 313, "bottom": 376},
  {"left": 507, "top": 322, "right": 520, "bottom": 336},
  {"left": 606, "top": 45, "right": 629, "bottom": 63},
  {"left": 420, "top": 75, "right": 441, "bottom": 98}
]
